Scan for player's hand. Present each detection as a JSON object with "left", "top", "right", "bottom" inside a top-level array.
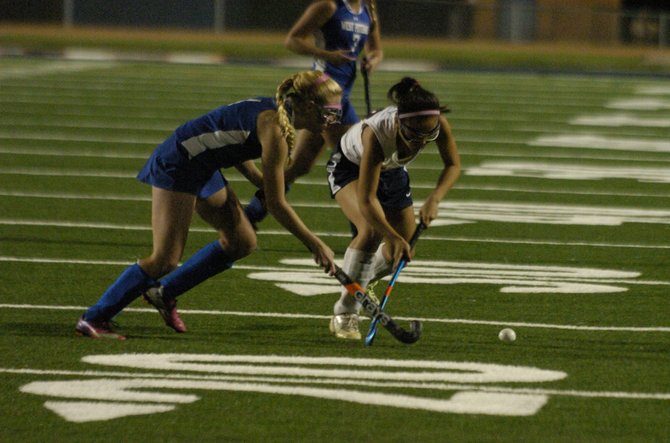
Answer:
[
  {"left": 387, "top": 235, "right": 412, "bottom": 271},
  {"left": 311, "top": 239, "right": 336, "bottom": 274},
  {"left": 362, "top": 53, "right": 382, "bottom": 73},
  {"left": 419, "top": 197, "right": 439, "bottom": 227}
]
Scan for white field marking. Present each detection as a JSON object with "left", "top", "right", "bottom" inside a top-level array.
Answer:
[
  {"left": 250, "top": 257, "right": 669, "bottom": 296},
  {"left": 17, "top": 129, "right": 665, "bottom": 153},
  {"left": 2, "top": 216, "right": 669, "bottom": 250},
  {"left": 1, "top": 303, "right": 669, "bottom": 333},
  {"left": 4, "top": 142, "right": 670, "bottom": 165},
  {"left": 570, "top": 114, "right": 670, "bottom": 128},
  {"left": 21, "top": 379, "right": 547, "bottom": 419},
  {"left": 0, "top": 146, "right": 148, "bottom": 159},
  {"left": 636, "top": 85, "right": 670, "bottom": 95},
  {"left": 3, "top": 366, "right": 668, "bottom": 400},
  {"left": 0, "top": 190, "right": 151, "bottom": 202},
  {"left": 0, "top": 131, "right": 535, "bottom": 147},
  {"left": 429, "top": 149, "right": 670, "bottom": 164},
  {"left": 12, "top": 352, "right": 670, "bottom": 422},
  {"left": 4, "top": 164, "right": 670, "bottom": 198},
  {"left": 0, "top": 167, "right": 136, "bottom": 178},
  {"left": 18, "top": 354, "right": 566, "bottom": 419},
  {"left": 83, "top": 354, "right": 566, "bottom": 383},
  {"left": 0, "top": 85, "right": 609, "bottom": 110},
  {"left": 0, "top": 131, "right": 160, "bottom": 144},
  {"left": 529, "top": 134, "right": 670, "bottom": 153},
  {"left": 0, "top": 61, "right": 117, "bottom": 80},
  {"left": 1, "top": 217, "right": 669, "bottom": 250},
  {"left": 606, "top": 98, "right": 670, "bottom": 110},
  {"left": 0, "top": 118, "right": 175, "bottom": 132},
  {"left": 8, "top": 183, "right": 670, "bottom": 224},
  {"left": 433, "top": 200, "right": 670, "bottom": 226},
  {"left": 466, "top": 160, "right": 670, "bottom": 183},
  {"left": 1, "top": 184, "right": 668, "bottom": 202},
  {"left": 44, "top": 401, "right": 176, "bottom": 423},
  {"left": 1, "top": 117, "right": 660, "bottom": 141}
]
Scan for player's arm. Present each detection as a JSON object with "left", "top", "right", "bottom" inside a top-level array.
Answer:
[
  {"left": 363, "top": 4, "right": 383, "bottom": 72},
  {"left": 234, "top": 160, "right": 263, "bottom": 189},
  {"left": 285, "top": 1, "right": 355, "bottom": 65},
  {"left": 257, "top": 110, "right": 335, "bottom": 272},
  {"left": 357, "top": 126, "right": 410, "bottom": 268},
  {"left": 284, "top": 130, "right": 325, "bottom": 184},
  {"left": 419, "top": 116, "right": 461, "bottom": 226}
]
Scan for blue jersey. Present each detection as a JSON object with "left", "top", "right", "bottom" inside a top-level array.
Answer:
[
  {"left": 137, "top": 97, "right": 276, "bottom": 197},
  {"left": 314, "top": 0, "right": 371, "bottom": 98},
  {"left": 175, "top": 97, "right": 276, "bottom": 172}
]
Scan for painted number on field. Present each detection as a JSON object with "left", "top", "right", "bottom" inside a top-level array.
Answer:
[
  {"left": 247, "top": 258, "right": 643, "bottom": 297},
  {"left": 19, "top": 354, "right": 567, "bottom": 422}
]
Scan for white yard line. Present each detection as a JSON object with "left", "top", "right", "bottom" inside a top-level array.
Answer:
[
  {"left": 0, "top": 61, "right": 118, "bottom": 80},
  {"left": 1, "top": 303, "right": 668, "bottom": 333},
  {"left": 1, "top": 168, "right": 669, "bottom": 198},
  {"left": 0, "top": 220, "right": 668, "bottom": 249},
  {"left": 3, "top": 144, "right": 670, "bottom": 165}
]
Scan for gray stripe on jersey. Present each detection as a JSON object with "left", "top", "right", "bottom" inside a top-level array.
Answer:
[{"left": 181, "top": 130, "right": 250, "bottom": 159}]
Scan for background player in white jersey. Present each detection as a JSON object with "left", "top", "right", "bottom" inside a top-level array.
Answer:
[
  {"left": 326, "top": 77, "right": 461, "bottom": 339},
  {"left": 76, "top": 71, "right": 342, "bottom": 340},
  {"left": 245, "top": 0, "right": 382, "bottom": 227}
]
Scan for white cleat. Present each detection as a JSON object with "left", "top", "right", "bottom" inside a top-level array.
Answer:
[{"left": 329, "top": 313, "right": 362, "bottom": 340}]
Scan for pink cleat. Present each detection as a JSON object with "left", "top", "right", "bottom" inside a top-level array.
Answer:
[
  {"left": 76, "top": 316, "right": 126, "bottom": 341},
  {"left": 143, "top": 287, "right": 187, "bottom": 333}
]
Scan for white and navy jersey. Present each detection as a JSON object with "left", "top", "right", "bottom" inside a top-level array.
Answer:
[
  {"left": 340, "top": 106, "right": 422, "bottom": 170},
  {"left": 172, "top": 97, "right": 276, "bottom": 174},
  {"left": 314, "top": 0, "right": 371, "bottom": 96}
]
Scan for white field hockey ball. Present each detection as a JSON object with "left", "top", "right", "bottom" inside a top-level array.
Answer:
[{"left": 498, "top": 328, "right": 516, "bottom": 343}]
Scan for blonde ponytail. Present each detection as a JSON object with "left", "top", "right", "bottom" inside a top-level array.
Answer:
[
  {"left": 274, "top": 70, "right": 343, "bottom": 156},
  {"left": 275, "top": 76, "right": 296, "bottom": 154}
]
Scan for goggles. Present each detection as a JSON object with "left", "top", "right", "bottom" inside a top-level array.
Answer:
[
  {"left": 319, "top": 104, "right": 343, "bottom": 125},
  {"left": 399, "top": 120, "right": 440, "bottom": 143}
]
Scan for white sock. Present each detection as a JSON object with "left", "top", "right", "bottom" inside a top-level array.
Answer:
[
  {"left": 369, "top": 243, "right": 393, "bottom": 283},
  {"left": 333, "top": 248, "right": 374, "bottom": 315}
]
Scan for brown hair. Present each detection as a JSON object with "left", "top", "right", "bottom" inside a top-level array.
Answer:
[
  {"left": 387, "top": 77, "right": 450, "bottom": 115},
  {"left": 365, "top": 0, "right": 378, "bottom": 28}
]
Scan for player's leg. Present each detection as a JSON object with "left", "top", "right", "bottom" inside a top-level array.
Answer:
[
  {"left": 144, "top": 175, "right": 255, "bottom": 332},
  {"left": 328, "top": 182, "right": 384, "bottom": 339},
  {"left": 77, "top": 187, "right": 194, "bottom": 338},
  {"left": 368, "top": 167, "right": 417, "bottom": 284}
]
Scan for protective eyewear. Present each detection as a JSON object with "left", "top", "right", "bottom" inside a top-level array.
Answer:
[
  {"left": 319, "top": 104, "right": 343, "bottom": 125},
  {"left": 399, "top": 120, "right": 440, "bottom": 143}
]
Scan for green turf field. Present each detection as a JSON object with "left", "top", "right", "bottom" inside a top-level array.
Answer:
[{"left": 0, "top": 58, "right": 669, "bottom": 442}]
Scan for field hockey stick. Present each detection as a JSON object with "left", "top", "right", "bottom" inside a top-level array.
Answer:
[
  {"left": 333, "top": 266, "right": 422, "bottom": 344},
  {"left": 365, "top": 221, "right": 427, "bottom": 346},
  {"left": 360, "top": 57, "right": 372, "bottom": 117}
]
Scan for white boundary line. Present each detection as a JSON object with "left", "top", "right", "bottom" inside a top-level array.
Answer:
[
  {"left": 1, "top": 304, "right": 668, "bottom": 333},
  {"left": 3, "top": 143, "right": 670, "bottom": 164},
  {"left": 1, "top": 220, "right": 668, "bottom": 249},
  {"left": 1, "top": 175, "right": 669, "bottom": 199}
]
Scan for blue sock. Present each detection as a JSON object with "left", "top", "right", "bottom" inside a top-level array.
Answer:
[
  {"left": 244, "top": 193, "right": 267, "bottom": 225},
  {"left": 84, "top": 263, "right": 157, "bottom": 322},
  {"left": 244, "top": 184, "right": 290, "bottom": 225},
  {"left": 160, "top": 240, "right": 233, "bottom": 299}
]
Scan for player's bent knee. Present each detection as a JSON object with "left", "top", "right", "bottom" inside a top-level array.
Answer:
[
  {"left": 225, "top": 234, "right": 257, "bottom": 260},
  {"left": 140, "top": 257, "right": 179, "bottom": 279}
]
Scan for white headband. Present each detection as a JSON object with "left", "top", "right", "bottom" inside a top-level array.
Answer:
[{"left": 398, "top": 109, "right": 441, "bottom": 119}]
